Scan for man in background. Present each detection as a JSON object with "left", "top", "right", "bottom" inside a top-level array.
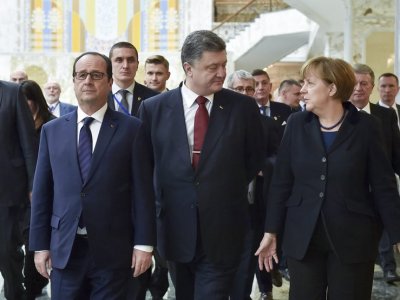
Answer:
[
  {"left": 43, "top": 80, "right": 76, "bottom": 117},
  {"left": 144, "top": 55, "right": 171, "bottom": 93},
  {"left": 350, "top": 64, "right": 400, "bottom": 284},
  {"left": 377, "top": 72, "right": 400, "bottom": 127},
  {"left": 276, "top": 79, "right": 302, "bottom": 112},
  {"left": 108, "top": 42, "right": 158, "bottom": 118},
  {"left": 10, "top": 70, "right": 28, "bottom": 83}
]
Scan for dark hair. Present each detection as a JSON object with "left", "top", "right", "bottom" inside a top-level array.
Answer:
[
  {"left": 20, "top": 80, "right": 53, "bottom": 121},
  {"left": 379, "top": 72, "right": 399, "bottom": 85},
  {"left": 181, "top": 30, "right": 226, "bottom": 71},
  {"left": 72, "top": 52, "right": 112, "bottom": 79},
  {"left": 251, "top": 69, "right": 270, "bottom": 80},
  {"left": 301, "top": 56, "right": 356, "bottom": 102},
  {"left": 278, "top": 79, "right": 301, "bottom": 94},
  {"left": 145, "top": 55, "right": 169, "bottom": 70},
  {"left": 109, "top": 41, "right": 139, "bottom": 60}
]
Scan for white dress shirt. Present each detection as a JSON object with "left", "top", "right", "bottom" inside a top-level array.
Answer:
[
  {"left": 181, "top": 83, "right": 213, "bottom": 160},
  {"left": 48, "top": 101, "right": 60, "bottom": 117}
]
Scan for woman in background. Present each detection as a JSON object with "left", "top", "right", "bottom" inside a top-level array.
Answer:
[
  {"left": 20, "top": 80, "right": 55, "bottom": 300},
  {"left": 256, "top": 56, "right": 400, "bottom": 300}
]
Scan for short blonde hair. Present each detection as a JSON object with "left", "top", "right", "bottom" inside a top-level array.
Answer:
[{"left": 301, "top": 56, "right": 356, "bottom": 102}]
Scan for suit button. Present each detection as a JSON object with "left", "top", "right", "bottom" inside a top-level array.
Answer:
[
  {"left": 322, "top": 157, "right": 327, "bottom": 163},
  {"left": 320, "top": 175, "right": 326, "bottom": 181},
  {"left": 319, "top": 192, "right": 324, "bottom": 198},
  {"left": 80, "top": 193, "right": 86, "bottom": 197}
]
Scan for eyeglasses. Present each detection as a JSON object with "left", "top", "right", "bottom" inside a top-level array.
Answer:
[
  {"left": 233, "top": 86, "right": 255, "bottom": 93},
  {"left": 74, "top": 71, "right": 106, "bottom": 81}
]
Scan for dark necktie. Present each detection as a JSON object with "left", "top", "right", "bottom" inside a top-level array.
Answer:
[
  {"left": 78, "top": 117, "right": 94, "bottom": 183},
  {"left": 78, "top": 117, "right": 94, "bottom": 228},
  {"left": 192, "top": 96, "right": 209, "bottom": 169},
  {"left": 118, "top": 90, "right": 129, "bottom": 113},
  {"left": 260, "top": 105, "right": 270, "bottom": 116}
]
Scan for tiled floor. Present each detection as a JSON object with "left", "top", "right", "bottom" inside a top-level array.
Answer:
[{"left": 1, "top": 254, "right": 399, "bottom": 299}]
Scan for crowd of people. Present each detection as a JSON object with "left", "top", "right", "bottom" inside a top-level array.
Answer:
[{"left": 1, "top": 29, "right": 400, "bottom": 300}]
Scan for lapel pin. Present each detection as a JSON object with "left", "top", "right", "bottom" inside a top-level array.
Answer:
[
  {"left": 219, "top": 105, "right": 223, "bottom": 109},
  {"left": 274, "top": 116, "right": 278, "bottom": 120},
  {"left": 110, "top": 124, "right": 115, "bottom": 128},
  {"left": 137, "top": 97, "right": 142, "bottom": 101}
]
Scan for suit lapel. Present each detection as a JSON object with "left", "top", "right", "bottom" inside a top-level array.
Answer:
[
  {"left": 84, "top": 109, "right": 118, "bottom": 186},
  {"left": 107, "top": 92, "right": 116, "bottom": 110},
  {"left": 63, "top": 112, "right": 82, "bottom": 182},
  {"left": 197, "top": 90, "right": 231, "bottom": 172},
  {"left": 304, "top": 115, "right": 325, "bottom": 154},
  {"left": 164, "top": 89, "right": 192, "bottom": 167}
]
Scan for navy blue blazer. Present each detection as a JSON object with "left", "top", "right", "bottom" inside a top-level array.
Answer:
[
  {"left": 269, "top": 101, "right": 292, "bottom": 141},
  {"left": 30, "top": 108, "right": 156, "bottom": 270},
  {"left": 59, "top": 101, "right": 77, "bottom": 116},
  {"left": 266, "top": 102, "right": 400, "bottom": 264},
  {"left": 139, "top": 87, "right": 265, "bottom": 265},
  {"left": 0, "top": 80, "right": 37, "bottom": 205},
  {"left": 108, "top": 82, "right": 158, "bottom": 117}
]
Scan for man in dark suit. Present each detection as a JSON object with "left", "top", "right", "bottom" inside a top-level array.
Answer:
[
  {"left": 276, "top": 79, "right": 302, "bottom": 112},
  {"left": 227, "top": 70, "right": 279, "bottom": 300},
  {"left": 108, "top": 42, "right": 158, "bottom": 118},
  {"left": 252, "top": 69, "right": 292, "bottom": 141},
  {"left": 350, "top": 64, "right": 400, "bottom": 283},
  {"left": 0, "top": 80, "right": 37, "bottom": 300},
  {"left": 139, "top": 30, "right": 264, "bottom": 300},
  {"left": 107, "top": 41, "right": 159, "bottom": 300},
  {"left": 30, "top": 52, "right": 156, "bottom": 299},
  {"left": 43, "top": 81, "right": 76, "bottom": 117},
  {"left": 377, "top": 72, "right": 400, "bottom": 127},
  {"left": 144, "top": 55, "right": 171, "bottom": 93}
]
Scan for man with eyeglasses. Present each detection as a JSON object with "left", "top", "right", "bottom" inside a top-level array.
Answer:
[
  {"left": 227, "top": 70, "right": 279, "bottom": 300},
  {"left": 30, "top": 52, "right": 156, "bottom": 299},
  {"left": 43, "top": 80, "right": 76, "bottom": 117},
  {"left": 107, "top": 42, "right": 158, "bottom": 117}
]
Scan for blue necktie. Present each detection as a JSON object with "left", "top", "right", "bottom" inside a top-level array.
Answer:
[
  {"left": 78, "top": 117, "right": 94, "bottom": 183},
  {"left": 78, "top": 117, "right": 94, "bottom": 228}
]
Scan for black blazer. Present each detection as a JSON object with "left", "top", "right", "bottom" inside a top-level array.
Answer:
[
  {"left": 266, "top": 102, "right": 400, "bottom": 264},
  {"left": 269, "top": 101, "right": 292, "bottom": 141},
  {"left": 108, "top": 82, "right": 158, "bottom": 117},
  {"left": 0, "top": 81, "right": 37, "bottom": 206},
  {"left": 139, "top": 87, "right": 265, "bottom": 265},
  {"left": 370, "top": 102, "right": 400, "bottom": 174}
]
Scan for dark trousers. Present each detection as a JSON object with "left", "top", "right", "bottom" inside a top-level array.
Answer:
[
  {"left": 378, "top": 230, "right": 397, "bottom": 272},
  {"left": 0, "top": 206, "right": 25, "bottom": 300},
  {"left": 51, "top": 236, "right": 131, "bottom": 300},
  {"left": 171, "top": 241, "right": 238, "bottom": 300},
  {"left": 22, "top": 205, "right": 49, "bottom": 300},
  {"left": 288, "top": 220, "right": 375, "bottom": 300}
]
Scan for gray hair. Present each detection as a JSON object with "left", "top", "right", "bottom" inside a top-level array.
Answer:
[
  {"left": 353, "top": 63, "right": 375, "bottom": 84},
  {"left": 181, "top": 30, "right": 226, "bottom": 72},
  {"left": 278, "top": 79, "right": 301, "bottom": 95},
  {"left": 227, "top": 70, "right": 255, "bottom": 89}
]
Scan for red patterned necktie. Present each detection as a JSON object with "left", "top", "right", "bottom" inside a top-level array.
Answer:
[{"left": 192, "top": 96, "right": 209, "bottom": 169}]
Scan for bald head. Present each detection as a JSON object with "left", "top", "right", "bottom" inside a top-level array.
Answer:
[{"left": 10, "top": 70, "right": 28, "bottom": 83}]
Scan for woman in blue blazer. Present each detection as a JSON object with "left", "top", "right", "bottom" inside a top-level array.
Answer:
[{"left": 256, "top": 56, "right": 400, "bottom": 299}]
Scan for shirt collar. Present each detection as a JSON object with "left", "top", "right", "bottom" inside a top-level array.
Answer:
[
  {"left": 359, "top": 102, "right": 371, "bottom": 114},
  {"left": 112, "top": 81, "right": 135, "bottom": 95},
  {"left": 181, "top": 82, "right": 214, "bottom": 108},
  {"left": 77, "top": 103, "right": 108, "bottom": 124},
  {"left": 378, "top": 100, "right": 396, "bottom": 110}
]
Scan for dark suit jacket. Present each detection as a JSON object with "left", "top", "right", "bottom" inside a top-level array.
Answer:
[
  {"left": 30, "top": 108, "right": 156, "bottom": 270},
  {"left": 0, "top": 80, "right": 37, "bottom": 206},
  {"left": 59, "top": 102, "right": 77, "bottom": 116},
  {"left": 370, "top": 102, "right": 400, "bottom": 174},
  {"left": 139, "top": 88, "right": 265, "bottom": 265},
  {"left": 269, "top": 101, "right": 292, "bottom": 141},
  {"left": 266, "top": 102, "right": 400, "bottom": 264},
  {"left": 108, "top": 82, "right": 158, "bottom": 117}
]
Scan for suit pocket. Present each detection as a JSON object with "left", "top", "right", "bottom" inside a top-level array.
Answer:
[
  {"left": 344, "top": 200, "right": 375, "bottom": 217},
  {"left": 51, "top": 215, "right": 61, "bottom": 229}
]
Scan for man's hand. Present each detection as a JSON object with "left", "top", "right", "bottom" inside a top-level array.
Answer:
[
  {"left": 255, "top": 232, "right": 278, "bottom": 272},
  {"left": 131, "top": 249, "right": 152, "bottom": 277},
  {"left": 34, "top": 251, "right": 51, "bottom": 279}
]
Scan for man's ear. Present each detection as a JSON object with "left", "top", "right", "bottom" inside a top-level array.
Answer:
[{"left": 183, "top": 62, "right": 192, "bottom": 76}]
